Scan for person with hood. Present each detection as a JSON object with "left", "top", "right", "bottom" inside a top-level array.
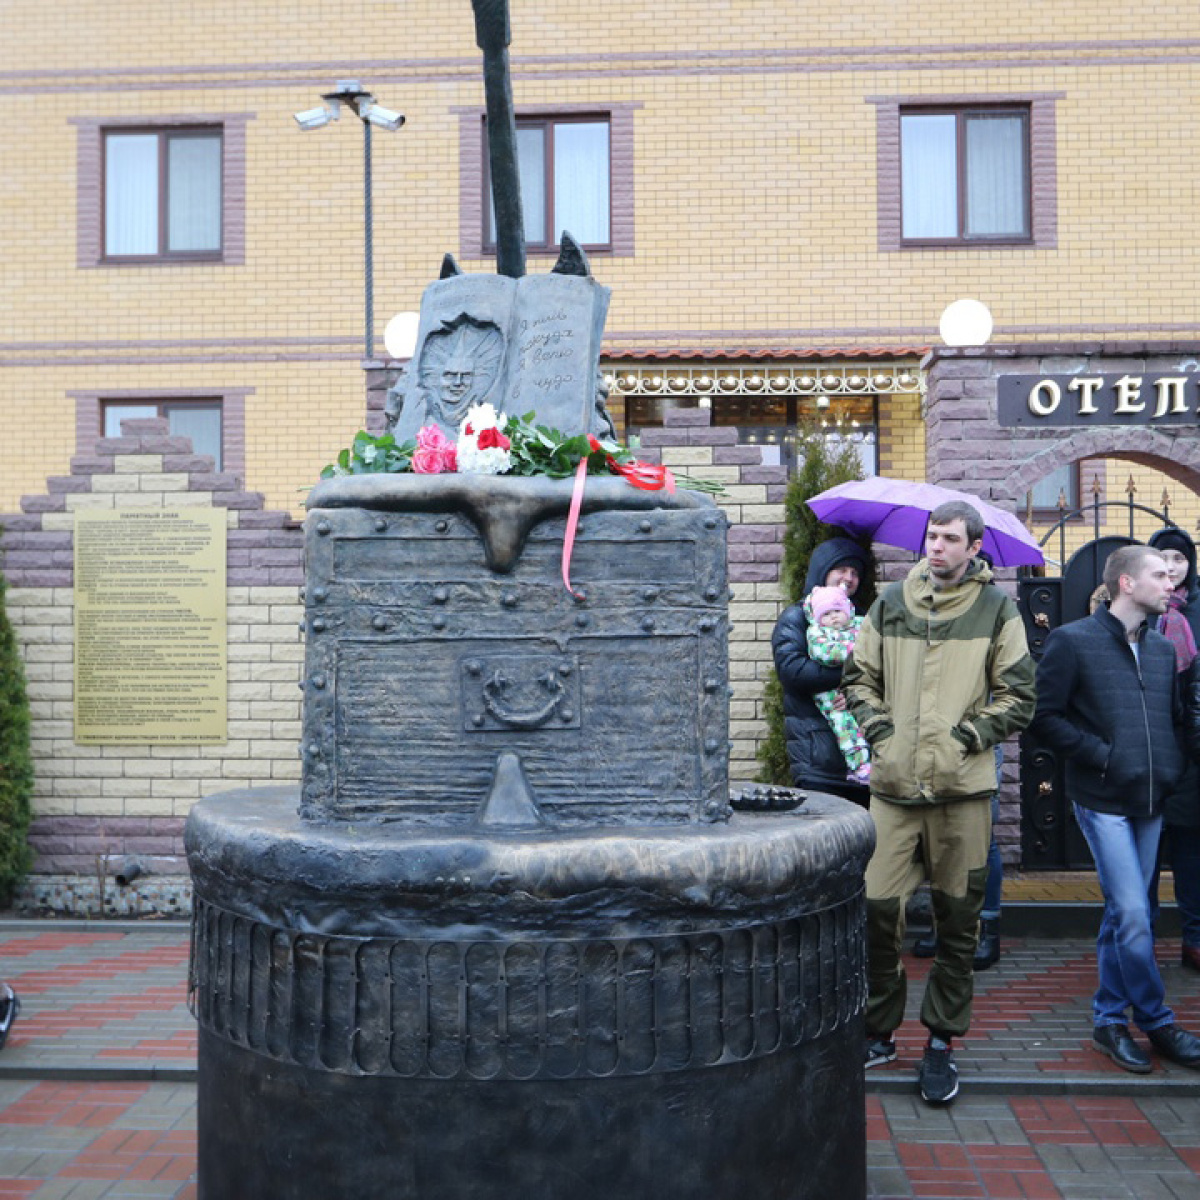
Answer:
[
  {"left": 1147, "top": 526, "right": 1200, "bottom": 973},
  {"left": 843, "top": 501, "right": 1036, "bottom": 1105},
  {"left": 772, "top": 536, "right": 872, "bottom": 805}
]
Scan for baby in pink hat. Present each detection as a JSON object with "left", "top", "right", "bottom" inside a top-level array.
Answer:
[{"left": 805, "top": 585, "right": 871, "bottom": 784}]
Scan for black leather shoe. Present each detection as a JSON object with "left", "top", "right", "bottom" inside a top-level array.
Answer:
[
  {"left": 1147, "top": 1024, "right": 1200, "bottom": 1069},
  {"left": 1182, "top": 945, "right": 1200, "bottom": 973},
  {"left": 1092, "top": 1024, "right": 1152, "bottom": 1074}
]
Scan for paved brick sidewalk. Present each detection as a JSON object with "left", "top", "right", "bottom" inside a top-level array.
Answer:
[
  {"left": 0, "top": 920, "right": 1198, "bottom": 1197},
  {"left": 873, "top": 936, "right": 1200, "bottom": 1095},
  {"left": 0, "top": 1082, "right": 1195, "bottom": 1198},
  {"left": 0, "top": 924, "right": 193, "bottom": 1080}
]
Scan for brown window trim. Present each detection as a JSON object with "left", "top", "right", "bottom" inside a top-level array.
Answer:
[
  {"left": 72, "top": 388, "right": 250, "bottom": 482},
  {"left": 102, "top": 126, "right": 224, "bottom": 263},
  {"left": 72, "top": 113, "right": 252, "bottom": 269},
  {"left": 481, "top": 114, "right": 613, "bottom": 254},
  {"left": 870, "top": 92, "right": 1060, "bottom": 253},
  {"left": 899, "top": 106, "right": 1032, "bottom": 247},
  {"left": 457, "top": 102, "right": 639, "bottom": 260}
]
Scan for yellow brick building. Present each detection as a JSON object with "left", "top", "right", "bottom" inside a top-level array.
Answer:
[
  {"left": 3, "top": 2, "right": 1200, "bottom": 901},
  {"left": 3, "top": 2, "right": 1200, "bottom": 518}
]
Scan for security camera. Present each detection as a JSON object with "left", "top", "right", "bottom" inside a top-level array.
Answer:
[
  {"left": 361, "top": 103, "right": 405, "bottom": 132},
  {"left": 294, "top": 104, "right": 338, "bottom": 130}
]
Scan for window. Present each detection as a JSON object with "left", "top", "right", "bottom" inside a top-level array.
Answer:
[
  {"left": 871, "top": 94, "right": 1059, "bottom": 252},
  {"left": 900, "top": 107, "right": 1029, "bottom": 242},
  {"left": 484, "top": 116, "right": 611, "bottom": 250},
  {"left": 1027, "top": 462, "right": 1080, "bottom": 519},
  {"left": 74, "top": 115, "right": 249, "bottom": 268},
  {"left": 102, "top": 400, "right": 223, "bottom": 469},
  {"left": 104, "top": 128, "right": 222, "bottom": 259}
]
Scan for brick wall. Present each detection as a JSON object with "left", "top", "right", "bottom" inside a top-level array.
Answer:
[
  {"left": 634, "top": 408, "right": 786, "bottom": 782},
  {"left": 0, "top": 418, "right": 304, "bottom": 910},
  {"left": 1, "top": 406, "right": 793, "bottom": 907},
  {"left": 7, "top": 3, "right": 1200, "bottom": 518}
]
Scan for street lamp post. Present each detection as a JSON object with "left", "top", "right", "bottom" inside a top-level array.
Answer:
[{"left": 295, "top": 80, "right": 405, "bottom": 362}]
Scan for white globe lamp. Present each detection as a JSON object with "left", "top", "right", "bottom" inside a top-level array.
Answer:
[
  {"left": 384, "top": 310, "right": 420, "bottom": 361},
  {"left": 938, "top": 299, "right": 994, "bottom": 347}
]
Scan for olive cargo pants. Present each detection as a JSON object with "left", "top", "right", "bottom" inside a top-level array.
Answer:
[{"left": 864, "top": 795, "right": 990, "bottom": 1040}]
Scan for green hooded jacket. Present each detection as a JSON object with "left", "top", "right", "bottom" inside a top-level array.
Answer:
[{"left": 842, "top": 557, "right": 1036, "bottom": 805}]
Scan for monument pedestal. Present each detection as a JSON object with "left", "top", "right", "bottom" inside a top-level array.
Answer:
[{"left": 187, "top": 786, "right": 873, "bottom": 1200}]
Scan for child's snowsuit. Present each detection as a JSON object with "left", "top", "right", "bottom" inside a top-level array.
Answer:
[{"left": 805, "top": 605, "right": 871, "bottom": 781}]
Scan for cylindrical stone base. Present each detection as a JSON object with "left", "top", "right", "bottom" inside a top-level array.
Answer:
[
  {"left": 186, "top": 787, "right": 874, "bottom": 1200},
  {"left": 198, "top": 1027, "right": 862, "bottom": 1199}
]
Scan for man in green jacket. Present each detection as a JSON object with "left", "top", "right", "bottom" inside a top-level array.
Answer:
[{"left": 843, "top": 500, "right": 1036, "bottom": 1105}]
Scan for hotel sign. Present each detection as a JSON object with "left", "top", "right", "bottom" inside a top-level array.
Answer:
[{"left": 997, "top": 374, "right": 1200, "bottom": 427}]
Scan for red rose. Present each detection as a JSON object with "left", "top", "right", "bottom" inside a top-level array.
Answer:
[{"left": 477, "top": 427, "right": 511, "bottom": 451}]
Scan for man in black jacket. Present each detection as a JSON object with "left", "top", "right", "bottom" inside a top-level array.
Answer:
[
  {"left": 1032, "top": 544, "right": 1200, "bottom": 1073},
  {"left": 772, "top": 536, "right": 871, "bottom": 805}
]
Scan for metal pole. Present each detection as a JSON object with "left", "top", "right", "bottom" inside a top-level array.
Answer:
[{"left": 363, "top": 117, "right": 374, "bottom": 361}]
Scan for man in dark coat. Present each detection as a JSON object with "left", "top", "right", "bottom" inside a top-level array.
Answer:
[
  {"left": 772, "top": 536, "right": 871, "bottom": 805},
  {"left": 1031, "top": 544, "right": 1200, "bottom": 1074},
  {"left": 1148, "top": 526, "right": 1200, "bottom": 972}
]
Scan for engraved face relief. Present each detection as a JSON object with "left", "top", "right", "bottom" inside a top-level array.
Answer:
[{"left": 417, "top": 315, "right": 504, "bottom": 430}]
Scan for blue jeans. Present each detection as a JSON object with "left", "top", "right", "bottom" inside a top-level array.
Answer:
[{"left": 1073, "top": 804, "right": 1174, "bottom": 1031}]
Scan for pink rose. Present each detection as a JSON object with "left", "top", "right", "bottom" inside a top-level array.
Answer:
[{"left": 412, "top": 425, "right": 457, "bottom": 474}]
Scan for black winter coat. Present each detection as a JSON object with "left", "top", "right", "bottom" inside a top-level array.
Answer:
[
  {"left": 771, "top": 536, "right": 870, "bottom": 799},
  {"left": 1030, "top": 607, "right": 1185, "bottom": 818},
  {"left": 1149, "top": 526, "right": 1200, "bottom": 827}
]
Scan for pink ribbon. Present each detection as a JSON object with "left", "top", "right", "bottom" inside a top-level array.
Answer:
[
  {"left": 560, "top": 449, "right": 677, "bottom": 597},
  {"left": 562, "top": 454, "right": 590, "bottom": 600}
]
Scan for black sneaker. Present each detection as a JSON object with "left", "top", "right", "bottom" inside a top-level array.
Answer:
[
  {"left": 865, "top": 1035, "right": 897, "bottom": 1068},
  {"left": 918, "top": 1042, "right": 959, "bottom": 1104},
  {"left": 0, "top": 986, "right": 19, "bottom": 1052}
]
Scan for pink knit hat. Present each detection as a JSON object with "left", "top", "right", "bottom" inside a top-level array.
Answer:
[{"left": 810, "top": 585, "right": 854, "bottom": 624}]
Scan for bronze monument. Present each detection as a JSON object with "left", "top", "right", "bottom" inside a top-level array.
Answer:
[{"left": 186, "top": 3, "right": 873, "bottom": 1195}]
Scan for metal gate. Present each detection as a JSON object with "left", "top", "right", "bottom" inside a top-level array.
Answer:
[{"left": 1017, "top": 488, "right": 1176, "bottom": 869}]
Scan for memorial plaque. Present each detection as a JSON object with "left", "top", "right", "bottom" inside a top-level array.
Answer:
[{"left": 74, "top": 507, "right": 227, "bottom": 744}]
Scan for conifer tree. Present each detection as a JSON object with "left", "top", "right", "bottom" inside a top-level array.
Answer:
[
  {"left": 755, "top": 424, "right": 873, "bottom": 784},
  {"left": 0, "top": 566, "right": 33, "bottom": 905}
]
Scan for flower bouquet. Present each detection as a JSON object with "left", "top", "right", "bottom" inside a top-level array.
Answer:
[
  {"left": 320, "top": 403, "right": 724, "bottom": 496},
  {"left": 319, "top": 404, "right": 725, "bottom": 596}
]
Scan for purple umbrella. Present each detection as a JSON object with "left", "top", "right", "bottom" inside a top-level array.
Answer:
[{"left": 806, "top": 475, "right": 1044, "bottom": 568}]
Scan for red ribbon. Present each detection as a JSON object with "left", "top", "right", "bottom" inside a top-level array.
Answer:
[{"left": 608, "top": 457, "right": 676, "bottom": 494}]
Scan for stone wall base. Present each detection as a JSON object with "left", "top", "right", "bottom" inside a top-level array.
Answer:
[{"left": 14, "top": 873, "right": 193, "bottom": 919}]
